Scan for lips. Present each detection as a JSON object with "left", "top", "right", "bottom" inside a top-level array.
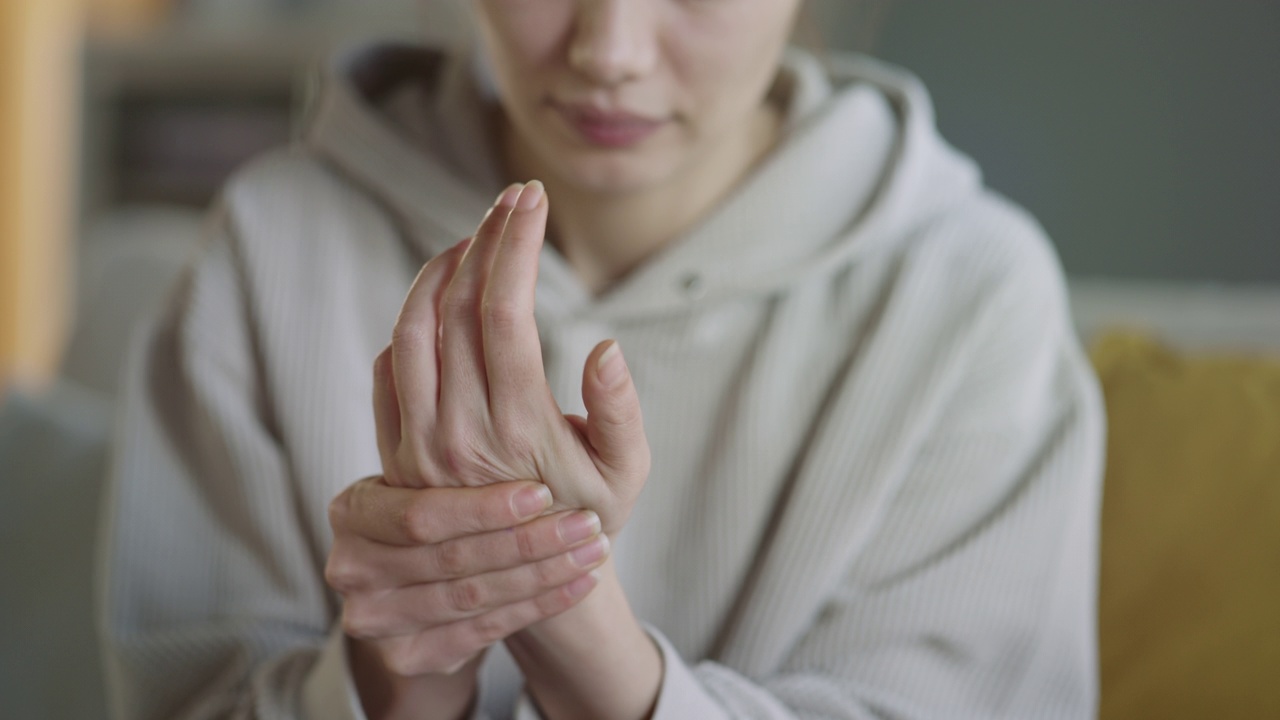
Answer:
[{"left": 554, "top": 102, "right": 667, "bottom": 149}]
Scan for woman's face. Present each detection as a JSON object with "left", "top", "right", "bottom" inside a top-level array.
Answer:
[{"left": 470, "top": 0, "right": 804, "bottom": 194}]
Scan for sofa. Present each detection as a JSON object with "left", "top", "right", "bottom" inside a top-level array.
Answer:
[{"left": 1071, "top": 280, "right": 1280, "bottom": 719}]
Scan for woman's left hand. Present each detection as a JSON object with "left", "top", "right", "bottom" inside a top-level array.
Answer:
[{"left": 379, "top": 181, "right": 650, "bottom": 536}]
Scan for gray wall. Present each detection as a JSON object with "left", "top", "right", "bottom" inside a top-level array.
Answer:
[{"left": 816, "top": 1, "right": 1280, "bottom": 284}]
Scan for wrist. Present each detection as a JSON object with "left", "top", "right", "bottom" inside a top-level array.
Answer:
[
  {"left": 506, "top": 559, "right": 663, "bottom": 720},
  {"left": 348, "top": 637, "right": 482, "bottom": 720},
  {"left": 520, "top": 558, "right": 630, "bottom": 643}
]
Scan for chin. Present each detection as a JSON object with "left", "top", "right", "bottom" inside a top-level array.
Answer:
[{"left": 544, "top": 144, "right": 685, "bottom": 197}]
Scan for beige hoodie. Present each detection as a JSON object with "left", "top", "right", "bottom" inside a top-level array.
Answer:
[{"left": 101, "top": 42, "right": 1104, "bottom": 720}]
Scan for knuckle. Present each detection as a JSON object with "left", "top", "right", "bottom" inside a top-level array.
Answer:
[
  {"left": 434, "top": 540, "right": 468, "bottom": 578},
  {"left": 481, "top": 298, "right": 523, "bottom": 330},
  {"left": 534, "top": 586, "right": 575, "bottom": 618},
  {"left": 434, "top": 434, "right": 493, "bottom": 487},
  {"left": 471, "top": 612, "right": 510, "bottom": 646},
  {"left": 532, "top": 558, "right": 559, "bottom": 587},
  {"left": 347, "top": 476, "right": 378, "bottom": 517},
  {"left": 326, "top": 490, "right": 350, "bottom": 530},
  {"left": 433, "top": 425, "right": 481, "bottom": 476},
  {"left": 439, "top": 443, "right": 472, "bottom": 478},
  {"left": 513, "top": 526, "right": 540, "bottom": 563},
  {"left": 401, "top": 499, "right": 436, "bottom": 545},
  {"left": 446, "top": 578, "right": 485, "bottom": 614},
  {"left": 341, "top": 601, "right": 379, "bottom": 640},
  {"left": 390, "top": 321, "right": 432, "bottom": 354},
  {"left": 323, "top": 552, "right": 362, "bottom": 594}
]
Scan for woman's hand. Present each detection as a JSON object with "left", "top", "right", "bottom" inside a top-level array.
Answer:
[
  {"left": 325, "top": 181, "right": 650, "bottom": 717},
  {"left": 325, "top": 477, "right": 610, "bottom": 718},
  {"left": 378, "top": 181, "right": 651, "bottom": 534}
]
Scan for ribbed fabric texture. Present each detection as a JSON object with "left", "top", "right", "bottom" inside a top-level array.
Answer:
[{"left": 100, "top": 43, "right": 1105, "bottom": 719}]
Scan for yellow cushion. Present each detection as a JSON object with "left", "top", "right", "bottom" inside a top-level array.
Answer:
[{"left": 1092, "top": 331, "right": 1280, "bottom": 720}]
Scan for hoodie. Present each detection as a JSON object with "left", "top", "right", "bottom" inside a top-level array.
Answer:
[{"left": 101, "top": 41, "right": 1104, "bottom": 720}]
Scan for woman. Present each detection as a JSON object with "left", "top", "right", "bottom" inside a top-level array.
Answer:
[{"left": 101, "top": 1, "right": 1104, "bottom": 719}]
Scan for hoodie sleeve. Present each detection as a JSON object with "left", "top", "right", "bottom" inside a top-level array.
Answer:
[
  {"left": 100, "top": 200, "right": 526, "bottom": 720},
  {"left": 97, "top": 205, "right": 366, "bottom": 720},
  {"left": 737, "top": 231, "right": 1102, "bottom": 719}
]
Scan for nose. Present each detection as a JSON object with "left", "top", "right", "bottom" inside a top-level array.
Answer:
[{"left": 568, "top": 0, "right": 658, "bottom": 87}]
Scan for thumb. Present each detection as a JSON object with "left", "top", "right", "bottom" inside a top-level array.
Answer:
[{"left": 580, "top": 340, "right": 650, "bottom": 478}]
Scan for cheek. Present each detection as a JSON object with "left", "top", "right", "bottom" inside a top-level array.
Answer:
[
  {"left": 473, "top": 1, "right": 573, "bottom": 94},
  {"left": 668, "top": 15, "right": 791, "bottom": 129}
]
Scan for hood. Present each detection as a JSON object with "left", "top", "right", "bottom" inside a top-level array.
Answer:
[{"left": 303, "top": 42, "right": 982, "bottom": 321}]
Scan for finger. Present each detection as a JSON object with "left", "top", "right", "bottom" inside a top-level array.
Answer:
[
  {"left": 345, "top": 537, "right": 609, "bottom": 637},
  {"left": 390, "top": 238, "right": 473, "bottom": 442},
  {"left": 326, "top": 509, "right": 601, "bottom": 592},
  {"left": 482, "top": 181, "right": 552, "bottom": 415},
  {"left": 581, "top": 340, "right": 650, "bottom": 477},
  {"left": 439, "top": 183, "right": 524, "bottom": 422},
  {"left": 371, "top": 345, "right": 400, "bottom": 473},
  {"left": 424, "top": 573, "right": 598, "bottom": 653},
  {"left": 426, "top": 508, "right": 602, "bottom": 580},
  {"left": 378, "top": 576, "right": 598, "bottom": 676},
  {"left": 332, "top": 477, "right": 552, "bottom": 547}
]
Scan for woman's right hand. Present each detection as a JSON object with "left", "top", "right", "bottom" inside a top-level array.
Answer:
[{"left": 325, "top": 477, "right": 609, "bottom": 719}]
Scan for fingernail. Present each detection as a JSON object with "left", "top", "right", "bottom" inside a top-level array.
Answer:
[
  {"left": 570, "top": 534, "right": 609, "bottom": 568},
  {"left": 559, "top": 510, "right": 601, "bottom": 544},
  {"left": 514, "top": 485, "right": 553, "bottom": 519},
  {"left": 495, "top": 183, "right": 523, "bottom": 209},
  {"left": 597, "top": 341, "right": 626, "bottom": 387},
  {"left": 516, "top": 180, "right": 544, "bottom": 210},
  {"left": 566, "top": 571, "right": 599, "bottom": 598}
]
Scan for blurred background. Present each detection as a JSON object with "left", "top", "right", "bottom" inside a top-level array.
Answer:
[
  {"left": 2, "top": 1, "right": 1278, "bottom": 719},
  {"left": 3, "top": 0, "right": 1279, "bottom": 390}
]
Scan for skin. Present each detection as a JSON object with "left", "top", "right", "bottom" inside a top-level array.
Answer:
[
  {"left": 476, "top": 0, "right": 803, "bottom": 292},
  {"left": 324, "top": 2, "right": 805, "bottom": 718}
]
